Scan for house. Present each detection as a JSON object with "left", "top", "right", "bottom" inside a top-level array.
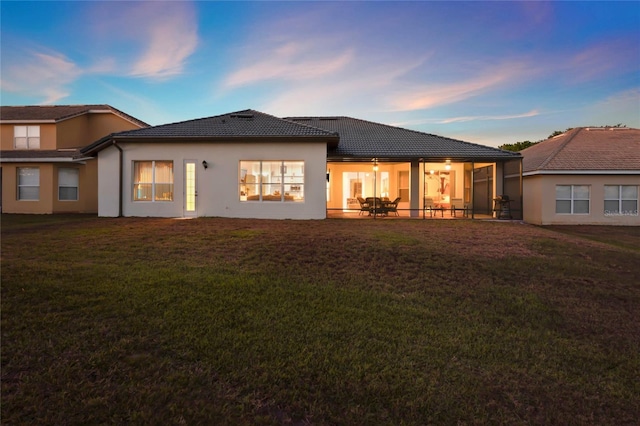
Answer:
[
  {"left": 81, "top": 109, "right": 522, "bottom": 220},
  {"left": 520, "top": 127, "right": 640, "bottom": 225},
  {"left": 1, "top": 105, "right": 148, "bottom": 214}
]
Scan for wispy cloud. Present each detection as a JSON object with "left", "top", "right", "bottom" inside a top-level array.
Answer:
[
  {"left": 225, "top": 42, "right": 354, "bottom": 88},
  {"left": 438, "top": 110, "right": 540, "bottom": 124},
  {"left": 0, "top": 51, "right": 82, "bottom": 104},
  {"left": 1, "top": 2, "right": 199, "bottom": 103},
  {"left": 126, "top": 2, "right": 199, "bottom": 79},
  {"left": 388, "top": 61, "right": 531, "bottom": 111},
  {"left": 561, "top": 38, "right": 639, "bottom": 83},
  {"left": 259, "top": 54, "right": 429, "bottom": 116},
  {"left": 393, "top": 110, "right": 540, "bottom": 127}
]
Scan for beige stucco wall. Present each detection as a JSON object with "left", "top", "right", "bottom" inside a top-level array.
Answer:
[
  {"left": 98, "top": 141, "right": 328, "bottom": 219},
  {"left": 2, "top": 161, "right": 99, "bottom": 214},
  {"left": 523, "top": 173, "right": 640, "bottom": 225},
  {"left": 57, "top": 113, "right": 142, "bottom": 148},
  {"left": 1, "top": 163, "right": 54, "bottom": 214},
  {"left": 2, "top": 111, "right": 144, "bottom": 214},
  {"left": 1, "top": 123, "right": 57, "bottom": 150},
  {"left": 51, "top": 160, "right": 99, "bottom": 213}
]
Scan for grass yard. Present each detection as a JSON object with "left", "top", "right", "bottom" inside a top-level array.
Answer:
[{"left": 2, "top": 215, "right": 639, "bottom": 425}]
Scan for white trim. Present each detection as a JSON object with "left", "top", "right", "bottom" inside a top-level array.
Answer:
[
  {"left": 0, "top": 120, "right": 56, "bottom": 124},
  {"left": 524, "top": 170, "right": 640, "bottom": 177},
  {"left": 0, "top": 157, "right": 80, "bottom": 163}
]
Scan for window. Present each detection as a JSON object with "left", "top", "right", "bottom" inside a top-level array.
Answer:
[
  {"left": 58, "top": 168, "right": 79, "bottom": 201},
  {"left": 17, "top": 167, "right": 39, "bottom": 200},
  {"left": 556, "top": 185, "right": 589, "bottom": 214},
  {"left": 239, "top": 161, "right": 304, "bottom": 202},
  {"left": 14, "top": 126, "right": 40, "bottom": 149},
  {"left": 604, "top": 185, "right": 638, "bottom": 216},
  {"left": 133, "top": 161, "right": 173, "bottom": 201}
]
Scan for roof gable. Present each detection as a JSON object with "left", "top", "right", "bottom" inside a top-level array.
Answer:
[
  {"left": 0, "top": 105, "right": 149, "bottom": 127},
  {"left": 113, "top": 109, "right": 338, "bottom": 139},
  {"left": 521, "top": 127, "right": 640, "bottom": 172},
  {"left": 287, "top": 116, "right": 519, "bottom": 161},
  {"left": 82, "top": 109, "right": 339, "bottom": 155}
]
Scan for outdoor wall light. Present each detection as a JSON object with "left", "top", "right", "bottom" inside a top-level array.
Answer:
[
  {"left": 445, "top": 160, "right": 451, "bottom": 171},
  {"left": 202, "top": 160, "right": 208, "bottom": 169}
]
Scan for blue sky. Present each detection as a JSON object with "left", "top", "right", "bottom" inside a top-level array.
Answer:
[{"left": 1, "top": 1, "right": 638, "bottom": 147}]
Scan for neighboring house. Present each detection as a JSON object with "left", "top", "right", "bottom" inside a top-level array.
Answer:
[
  {"left": 1, "top": 105, "right": 148, "bottom": 214},
  {"left": 81, "top": 109, "right": 522, "bottom": 220},
  {"left": 520, "top": 127, "right": 640, "bottom": 225}
]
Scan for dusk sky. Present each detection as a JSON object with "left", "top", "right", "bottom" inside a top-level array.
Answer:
[{"left": 1, "top": 1, "right": 638, "bottom": 147}]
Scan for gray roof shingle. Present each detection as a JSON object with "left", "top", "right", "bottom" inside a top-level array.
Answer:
[
  {"left": 81, "top": 108, "right": 519, "bottom": 162},
  {"left": 81, "top": 109, "right": 339, "bottom": 155},
  {"left": 286, "top": 116, "right": 520, "bottom": 161},
  {"left": 113, "top": 109, "right": 338, "bottom": 139}
]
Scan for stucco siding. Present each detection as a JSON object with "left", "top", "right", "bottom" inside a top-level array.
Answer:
[
  {"left": 98, "top": 146, "right": 121, "bottom": 217},
  {"left": 99, "top": 142, "right": 328, "bottom": 219},
  {"left": 524, "top": 174, "right": 640, "bottom": 225},
  {"left": 1, "top": 163, "right": 54, "bottom": 214}
]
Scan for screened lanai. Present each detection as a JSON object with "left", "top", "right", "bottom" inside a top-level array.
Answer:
[
  {"left": 286, "top": 116, "right": 523, "bottom": 219},
  {"left": 325, "top": 159, "right": 521, "bottom": 219}
]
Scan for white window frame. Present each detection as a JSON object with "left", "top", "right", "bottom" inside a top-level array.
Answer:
[
  {"left": 239, "top": 160, "right": 304, "bottom": 202},
  {"left": 58, "top": 168, "right": 79, "bottom": 201},
  {"left": 604, "top": 185, "right": 638, "bottom": 216},
  {"left": 17, "top": 167, "right": 40, "bottom": 200},
  {"left": 133, "top": 161, "right": 174, "bottom": 202},
  {"left": 555, "top": 185, "right": 590, "bottom": 214},
  {"left": 14, "top": 126, "right": 40, "bottom": 149}
]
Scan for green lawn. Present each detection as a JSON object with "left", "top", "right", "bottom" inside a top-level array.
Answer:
[{"left": 2, "top": 215, "right": 639, "bottom": 425}]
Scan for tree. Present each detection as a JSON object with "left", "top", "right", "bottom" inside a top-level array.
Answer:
[
  {"left": 498, "top": 140, "right": 538, "bottom": 152},
  {"left": 500, "top": 124, "right": 627, "bottom": 152}
]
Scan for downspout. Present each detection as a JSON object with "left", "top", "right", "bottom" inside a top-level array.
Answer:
[
  {"left": 471, "top": 162, "right": 475, "bottom": 219},
  {"left": 519, "top": 157, "right": 524, "bottom": 221},
  {"left": 112, "top": 141, "right": 123, "bottom": 217}
]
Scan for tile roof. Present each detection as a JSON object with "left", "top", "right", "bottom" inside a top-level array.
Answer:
[
  {"left": 81, "top": 109, "right": 339, "bottom": 155},
  {"left": 82, "top": 108, "right": 518, "bottom": 162},
  {"left": 286, "top": 116, "right": 520, "bottom": 161},
  {"left": 521, "top": 127, "right": 640, "bottom": 173},
  {"left": 112, "top": 109, "right": 338, "bottom": 139},
  {"left": 0, "top": 105, "right": 149, "bottom": 127}
]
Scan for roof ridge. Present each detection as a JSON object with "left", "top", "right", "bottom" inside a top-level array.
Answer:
[
  {"left": 280, "top": 116, "right": 340, "bottom": 136},
  {"left": 138, "top": 109, "right": 256, "bottom": 130},
  {"left": 151, "top": 109, "right": 339, "bottom": 137},
  {"left": 289, "top": 115, "right": 511, "bottom": 154},
  {"left": 0, "top": 104, "right": 149, "bottom": 127},
  {"left": 537, "top": 127, "right": 583, "bottom": 169}
]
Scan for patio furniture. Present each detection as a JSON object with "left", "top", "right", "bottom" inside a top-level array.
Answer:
[
  {"left": 424, "top": 198, "right": 445, "bottom": 217},
  {"left": 493, "top": 195, "right": 512, "bottom": 219},
  {"left": 366, "top": 197, "right": 386, "bottom": 216},
  {"left": 450, "top": 198, "right": 465, "bottom": 217},
  {"left": 383, "top": 197, "right": 401, "bottom": 216},
  {"left": 357, "top": 197, "right": 371, "bottom": 215}
]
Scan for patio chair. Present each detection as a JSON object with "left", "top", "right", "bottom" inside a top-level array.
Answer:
[
  {"left": 366, "top": 197, "right": 385, "bottom": 216},
  {"left": 357, "top": 197, "right": 371, "bottom": 216},
  {"left": 384, "top": 197, "right": 401, "bottom": 216}
]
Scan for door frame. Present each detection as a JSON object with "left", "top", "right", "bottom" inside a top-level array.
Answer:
[{"left": 184, "top": 160, "right": 197, "bottom": 217}]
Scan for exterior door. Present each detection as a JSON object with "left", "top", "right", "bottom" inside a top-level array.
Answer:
[{"left": 184, "top": 161, "right": 197, "bottom": 217}]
